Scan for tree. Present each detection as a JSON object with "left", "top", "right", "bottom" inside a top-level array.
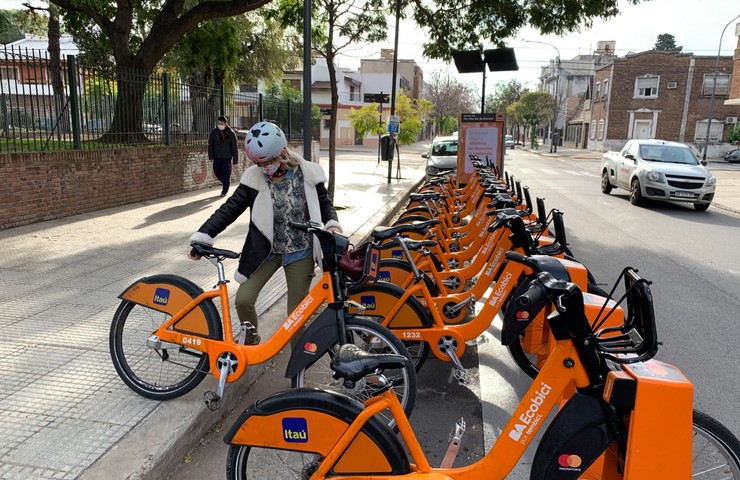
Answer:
[
  {"left": 407, "top": 0, "right": 643, "bottom": 61},
  {"left": 508, "top": 91, "right": 552, "bottom": 148},
  {"left": 348, "top": 104, "right": 385, "bottom": 139},
  {"left": 486, "top": 79, "right": 527, "bottom": 115},
  {"left": 53, "top": 0, "right": 274, "bottom": 143},
  {"left": 394, "top": 93, "right": 423, "bottom": 145},
  {"left": 0, "top": 11, "right": 23, "bottom": 43},
  {"left": 270, "top": 0, "right": 389, "bottom": 201},
  {"left": 425, "top": 70, "right": 476, "bottom": 135},
  {"left": 654, "top": 33, "right": 682, "bottom": 52}
]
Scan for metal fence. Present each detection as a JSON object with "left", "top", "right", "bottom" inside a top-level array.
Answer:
[{"left": 0, "top": 45, "right": 308, "bottom": 152}]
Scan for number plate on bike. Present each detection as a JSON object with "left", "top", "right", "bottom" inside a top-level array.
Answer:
[{"left": 366, "top": 245, "right": 380, "bottom": 279}]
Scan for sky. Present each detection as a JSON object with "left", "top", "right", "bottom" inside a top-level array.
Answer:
[
  {"left": 335, "top": 0, "right": 740, "bottom": 92},
  {"left": 2, "top": 0, "right": 739, "bottom": 93}
]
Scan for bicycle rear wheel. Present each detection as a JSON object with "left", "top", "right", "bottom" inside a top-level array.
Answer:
[
  {"left": 109, "top": 279, "right": 222, "bottom": 400},
  {"left": 290, "top": 317, "right": 416, "bottom": 431}
]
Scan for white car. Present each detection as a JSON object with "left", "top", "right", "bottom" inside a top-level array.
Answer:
[
  {"left": 505, "top": 134, "right": 515, "bottom": 149},
  {"left": 422, "top": 135, "right": 458, "bottom": 180},
  {"left": 600, "top": 139, "right": 716, "bottom": 211}
]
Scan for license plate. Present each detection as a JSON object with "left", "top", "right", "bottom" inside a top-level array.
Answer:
[{"left": 674, "top": 191, "right": 694, "bottom": 198}]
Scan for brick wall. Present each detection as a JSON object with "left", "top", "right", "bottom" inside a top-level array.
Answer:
[{"left": 1, "top": 140, "right": 319, "bottom": 231}]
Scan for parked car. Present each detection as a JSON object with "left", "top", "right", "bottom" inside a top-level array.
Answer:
[
  {"left": 600, "top": 139, "right": 716, "bottom": 211},
  {"left": 422, "top": 134, "right": 458, "bottom": 180},
  {"left": 505, "top": 134, "right": 515, "bottom": 149},
  {"left": 724, "top": 148, "right": 740, "bottom": 163}
]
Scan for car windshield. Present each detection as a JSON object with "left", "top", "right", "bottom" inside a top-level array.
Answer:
[
  {"left": 639, "top": 145, "right": 698, "bottom": 165},
  {"left": 432, "top": 141, "right": 458, "bottom": 156}
]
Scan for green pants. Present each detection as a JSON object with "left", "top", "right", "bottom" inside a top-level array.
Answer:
[{"left": 235, "top": 254, "right": 315, "bottom": 348}]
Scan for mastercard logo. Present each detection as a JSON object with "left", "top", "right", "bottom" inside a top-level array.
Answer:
[
  {"left": 516, "top": 311, "right": 530, "bottom": 320},
  {"left": 558, "top": 454, "right": 582, "bottom": 468},
  {"left": 303, "top": 342, "right": 318, "bottom": 353}
]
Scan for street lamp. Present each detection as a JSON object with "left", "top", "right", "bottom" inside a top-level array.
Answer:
[
  {"left": 452, "top": 48, "right": 519, "bottom": 114},
  {"left": 523, "top": 39, "right": 560, "bottom": 152},
  {"left": 703, "top": 13, "right": 740, "bottom": 162}
]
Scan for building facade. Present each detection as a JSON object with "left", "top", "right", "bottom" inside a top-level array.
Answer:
[{"left": 588, "top": 50, "right": 740, "bottom": 153}]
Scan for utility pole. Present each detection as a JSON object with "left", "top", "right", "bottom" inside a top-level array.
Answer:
[{"left": 523, "top": 39, "right": 560, "bottom": 152}]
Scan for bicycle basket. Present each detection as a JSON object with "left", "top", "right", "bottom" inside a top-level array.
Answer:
[
  {"left": 591, "top": 268, "right": 658, "bottom": 364},
  {"left": 338, "top": 242, "right": 381, "bottom": 285}
]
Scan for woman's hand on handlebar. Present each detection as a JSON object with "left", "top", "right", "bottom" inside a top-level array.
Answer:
[{"left": 187, "top": 244, "right": 202, "bottom": 261}]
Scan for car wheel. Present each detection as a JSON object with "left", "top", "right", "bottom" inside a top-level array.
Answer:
[
  {"left": 629, "top": 178, "right": 643, "bottom": 206},
  {"left": 600, "top": 170, "right": 613, "bottom": 194},
  {"left": 694, "top": 203, "right": 710, "bottom": 211}
]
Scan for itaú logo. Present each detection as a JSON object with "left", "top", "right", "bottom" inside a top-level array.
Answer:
[{"left": 509, "top": 382, "right": 552, "bottom": 442}]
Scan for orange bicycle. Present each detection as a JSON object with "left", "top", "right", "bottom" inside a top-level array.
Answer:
[
  {"left": 223, "top": 265, "right": 740, "bottom": 479},
  {"left": 108, "top": 222, "right": 416, "bottom": 427}
]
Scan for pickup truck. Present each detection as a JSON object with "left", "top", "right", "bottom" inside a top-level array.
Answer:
[{"left": 600, "top": 139, "right": 716, "bottom": 211}]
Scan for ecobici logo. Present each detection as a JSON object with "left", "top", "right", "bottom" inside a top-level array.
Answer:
[
  {"left": 509, "top": 382, "right": 552, "bottom": 442},
  {"left": 283, "top": 296, "right": 314, "bottom": 331},
  {"left": 153, "top": 288, "right": 170, "bottom": 306},
  {"left": 282, "top": 417, "right": 308, "bottom": 443}
]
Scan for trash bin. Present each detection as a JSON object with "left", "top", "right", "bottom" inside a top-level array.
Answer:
[{"left": 380, "top": 134, "right": 394, "bottom": 161}]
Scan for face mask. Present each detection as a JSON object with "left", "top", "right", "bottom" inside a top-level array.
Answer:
[
  {"left": 260, "top": 162, "right": 281, "bottom": 177},
  {"left": 217, "top": 124, "right": 226, "bottom": 131}
]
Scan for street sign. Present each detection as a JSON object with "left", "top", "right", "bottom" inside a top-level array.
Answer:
[
  {"left": 319, "top": 108, "right": 332, "bottom": 115},
  {"left": 364, "top": 93, "right": 390, "bottom": 104},
  {"left": 387, "top": 115, "right": 400, "bottom": 134}
]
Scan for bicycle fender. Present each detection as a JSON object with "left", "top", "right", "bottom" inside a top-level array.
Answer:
[
  {"left": 530, "top": 393, "right": 614, "bottom": 480},
  {"left": 118, "top": 274, "right": 221, "bottom": 338},
  {"left": 284, "top": 306, "right": 344, "bottom": 379},
  {"left": 224, "top": 388, "right": 411, "bottom": 475}
]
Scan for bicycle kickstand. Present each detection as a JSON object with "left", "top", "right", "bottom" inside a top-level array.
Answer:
[{"left": 439, "top": 417, "right": 466, "bottom": 468}]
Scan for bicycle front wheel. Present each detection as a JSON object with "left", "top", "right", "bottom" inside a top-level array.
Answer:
[
  {"left": 692, "top": 409, "right": 740, "bottom": 478},
  {"left": 226, "top": 447, "right": 321, "bottom": 479},
  {"left": 109, "top": 295, "right": 222, "bottom": 400},
  {"left": 291, "top": 317, "right": 417, "bottom": 431}
]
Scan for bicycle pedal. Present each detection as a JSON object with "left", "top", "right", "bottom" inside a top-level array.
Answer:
[
  {"left": 452, "top": 368, "right": 469, "bottom": 384},
  {"left": 203, "top": 391, "right": 222, "bottom": 411}
]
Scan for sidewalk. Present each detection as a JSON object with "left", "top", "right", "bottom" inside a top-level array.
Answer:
[{"left": 0, "top": 143, "right": 428, "bottom": 480}]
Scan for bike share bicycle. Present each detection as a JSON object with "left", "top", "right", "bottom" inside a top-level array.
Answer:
[
  {"left": 109, "top": 222, "right": 416, "bottom": 428},
  {"left": 223, "top": 254, "right": 740, "bottom": 479}
]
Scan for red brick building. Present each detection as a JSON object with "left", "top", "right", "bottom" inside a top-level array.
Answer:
[{"left": 588, "top": 50, "right": 740, "bottom": 153}]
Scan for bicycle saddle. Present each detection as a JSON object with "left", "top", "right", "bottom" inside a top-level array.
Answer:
[
  {"left": 330, "top": 344, "right": 409, "bottom": 381},
  {"left": 371, "top": 221, "right": 439, "bottom": 240},
  {"left": 190, "top": 243, "right": 240, "bottom": 259}
]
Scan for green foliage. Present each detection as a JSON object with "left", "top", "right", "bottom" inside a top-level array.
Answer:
[
  {"left": 727, "top": 125, "right": 740, "bottom": 144},
  {"left": 409, "top": 0, "right": 642, "bottom": 61},
  {"left": 169, "top": 18, "right": 241, "bottom": 87},
  {"left": 487, "top": 80, "right": 528, "bottom": 114},
  {"left": 507, "top": 91, "right": 553, "bottom": 129},
  {"left": 348, "top": 104, "right": 384, "bottom": 138},
  {"left": 654, "top": 33, "right": 682, "bottom": 52},
  {"left": 395, "top": 94, "right": 423, "bottom": 145},
  {"left": 0, "top": 11, "right": 23, "bottom": 43}
]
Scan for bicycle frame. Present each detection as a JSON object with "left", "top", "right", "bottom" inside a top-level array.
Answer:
[
  {"left": 119, "top": 270, "right": 338, "bottom": 383},
  {"left": 226, "top": 291, "right": 694, "bottom": 479}
]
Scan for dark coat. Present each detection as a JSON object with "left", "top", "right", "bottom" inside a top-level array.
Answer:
[
  {"left": 190, "top": 159, "right": 341, "bottom": 282},
  {"left": 208, "top": 127, "right": 238, "bottom": 162}
]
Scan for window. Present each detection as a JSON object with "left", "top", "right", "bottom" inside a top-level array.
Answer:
[
  {"left": 694, "top": 119, "right": 724, "bottom": 142},
  {"left": 0, "top": 66, "right": 17, "bottom": 80},
  {"left": 323, "top": 119, "right": 331, "bottom": 129},
  {"left": 239, "top": 84, "right": 257, "bottom": 92},
  {"left": 701, "top": 74, "right": 730, "bottom": 96},
  {"left": 594, "top": 82, "right": 601, "bottom": 101},
  {"left": 597, "top": 119, "right": 605, "bottom": 140},
  {"left": 602, "top": 80, "right": 609, "bottom": 99},
  {"left": 590, "top": 120, "right": 597, "bottom": 139},
  {"left": 635, "top": 76, "right": 659, "bottom": 98}
]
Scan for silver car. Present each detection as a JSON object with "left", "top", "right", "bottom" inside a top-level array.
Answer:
[
  {"left": 601, "top": 139, "right": 716, "bottom": 211},
  {"left": 422, "top": 135, "right": 459, "bottom": 180}
]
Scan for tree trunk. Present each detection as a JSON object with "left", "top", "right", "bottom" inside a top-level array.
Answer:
[
  {"left": 101, "top": 69, "right": 148, "bottom": 143},
  {"left": 46, "top": 5, "right": 69, "bottom": 138},
  {"left": 326, "top": 55, "right": 338, "bottom": 202}
]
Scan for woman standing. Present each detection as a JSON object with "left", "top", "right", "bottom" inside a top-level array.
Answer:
[
  {"left": 207, "top": 115, "right": 239, "bottom": 196},
  {"left": 190, "top": 121, "right": 341, "bottom": 345}
]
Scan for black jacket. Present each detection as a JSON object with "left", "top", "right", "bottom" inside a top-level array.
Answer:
[
  {"left": 190, "top": 159, "right": 341, "bottom": 282},
  {"left": 208, "top": 127, "right": 238, "bottom": 162}
]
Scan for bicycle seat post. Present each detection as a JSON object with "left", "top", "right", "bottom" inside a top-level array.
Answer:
[{"left": 208, "top": 256, "right": 229, "bottom": 285}]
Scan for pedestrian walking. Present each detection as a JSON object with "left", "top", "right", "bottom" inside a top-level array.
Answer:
[
  {"left": 208, "top": 115, "right": 239, "bottom": 197},
  {"left": 189, "top": 121, "right": 342, "bottom": 345}
]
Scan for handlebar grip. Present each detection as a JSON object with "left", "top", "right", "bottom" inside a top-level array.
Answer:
[
  {"left": 517, "top": 281, "right": 547, "bottom": 308},
  {"left": 505, "top": 251, "right": 527, "bottom": 264}
]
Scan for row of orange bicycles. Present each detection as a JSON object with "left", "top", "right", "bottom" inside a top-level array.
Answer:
[{"left": 110, "top": 156, "right": 740, "bottom": 479}]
